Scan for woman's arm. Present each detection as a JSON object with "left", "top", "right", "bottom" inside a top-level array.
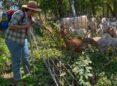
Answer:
[
  {"left": 9, "top": 10, "right": 31, "bottom": 30},
  {"left": 9, "top": 23, "right": 31, "bottom": 29}
]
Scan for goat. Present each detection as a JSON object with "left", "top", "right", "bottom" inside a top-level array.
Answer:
[
  {"left": 60, "top": 24, "right": 117, "bottom": 53},
  {"left": 60, "top": 25, "right": 97, "bottom": 52},
  {"left": 92, "top": 33, "right": 117, "bottom": 51}
]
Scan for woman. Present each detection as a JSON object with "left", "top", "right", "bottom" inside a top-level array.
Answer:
[{"left": 5, "top": 1, "right": 41, "bottom": 85}]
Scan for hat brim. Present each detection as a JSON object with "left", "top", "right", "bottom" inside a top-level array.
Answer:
[{"left": 22, "top": 5, "right": 41, "bottom": 12}]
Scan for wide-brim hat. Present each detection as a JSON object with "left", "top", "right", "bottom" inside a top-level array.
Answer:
[{"left": 22, "top": 1, "right": 41, "bottom": 12}]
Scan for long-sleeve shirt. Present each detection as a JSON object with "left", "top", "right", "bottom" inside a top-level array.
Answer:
[{"left": 5, "top": 10, "right": 31, "bottom": 45}]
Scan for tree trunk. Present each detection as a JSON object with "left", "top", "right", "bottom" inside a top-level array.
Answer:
[
  {"left": 56, "top": 0, "right": 65, "bottom": 18},
  {"left": 90, "top": 0, "right": 96, "bottom": 16},
  {"left": 106, "top": 3, "right": 115, "bottom": 17},
  {"left": 113, "top": 0, "right": 117, "bottom": 17}
]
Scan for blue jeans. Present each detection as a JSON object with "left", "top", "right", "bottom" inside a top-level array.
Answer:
[{"left": 5, "top": 39, "right": 30, "bottom": 80}]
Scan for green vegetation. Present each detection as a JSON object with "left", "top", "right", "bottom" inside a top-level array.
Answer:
[
  {"left": 1, "top": 0, "right": 117, "bottom": 86},
  {"left": 1, "top": 23, "right": 117, "bottom": 85}
]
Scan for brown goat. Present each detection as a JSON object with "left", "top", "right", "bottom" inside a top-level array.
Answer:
[{"left": 60, "top": 25, "right": 97, "bottom": 52}]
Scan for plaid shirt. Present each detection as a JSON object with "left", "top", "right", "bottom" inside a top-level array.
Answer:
[{"left": 5, "top": 10, "right": 30, "bottom": 45}]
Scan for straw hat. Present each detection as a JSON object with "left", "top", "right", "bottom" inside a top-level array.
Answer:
[{"left": 22, "top": 1, "right": 41, "bottom": 12}]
